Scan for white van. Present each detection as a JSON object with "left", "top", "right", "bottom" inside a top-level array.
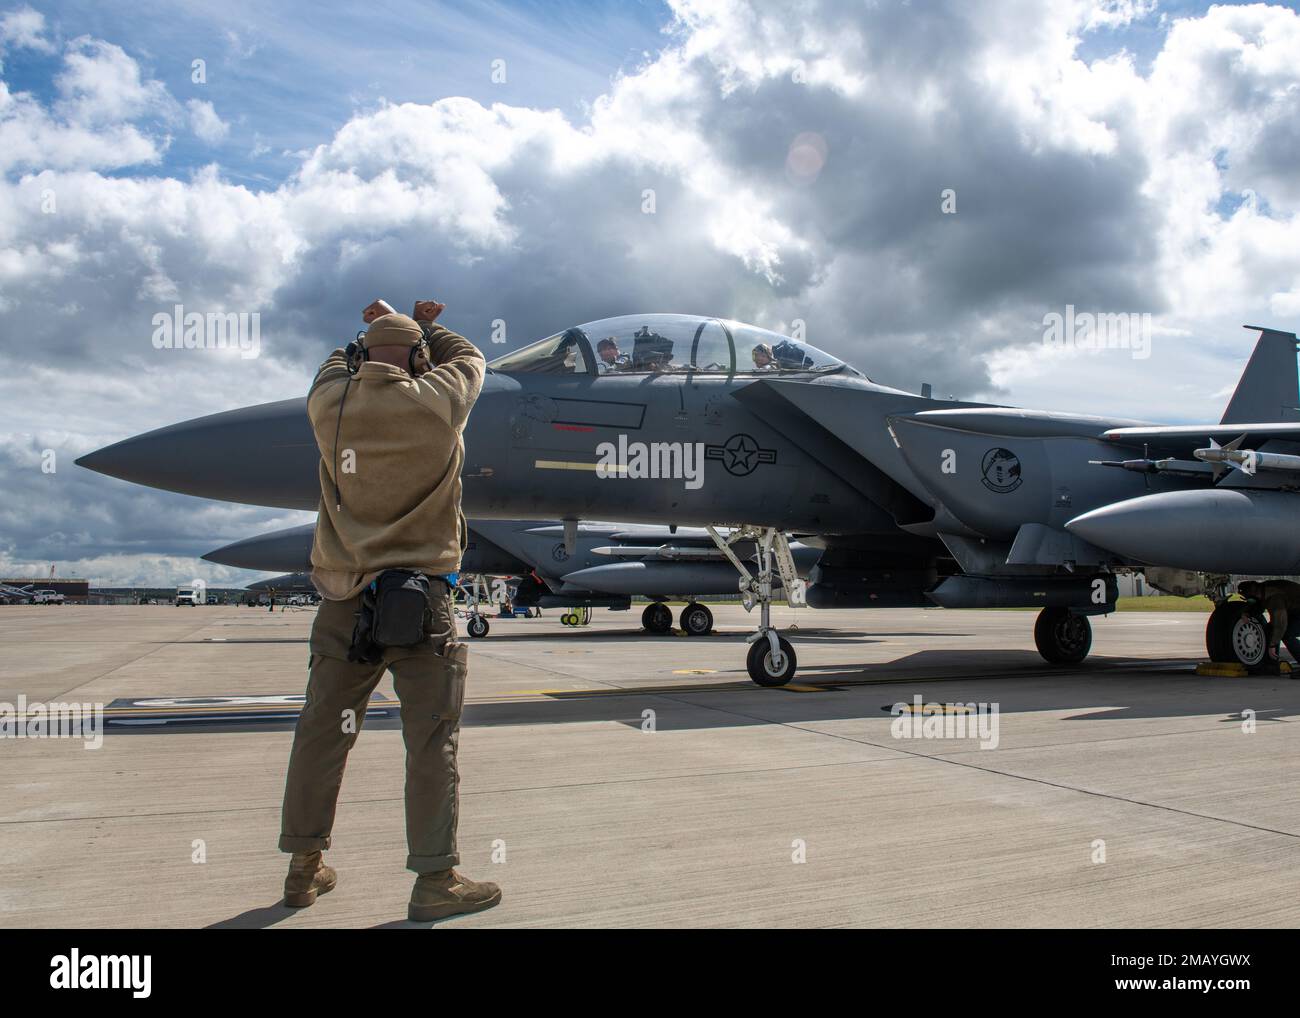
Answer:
[{"left": 176, "top": 587, "right": 201, "bottom": 606}]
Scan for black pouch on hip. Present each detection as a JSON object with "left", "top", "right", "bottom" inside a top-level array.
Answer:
[
  {"left": 369, "top": 569, "right": 432, "bottom": 649},
  {"left": 347, "top": 593, "right": 383, "bottom": 665}
]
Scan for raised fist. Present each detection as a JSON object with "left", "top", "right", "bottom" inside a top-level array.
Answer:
[{"left": 412, "top": 300, "right": 446, "bottom": 323}]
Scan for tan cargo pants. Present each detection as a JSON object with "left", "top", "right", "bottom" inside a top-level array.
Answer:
[{"left": 279, "top": 582, "right": 468, "bottom": 873}]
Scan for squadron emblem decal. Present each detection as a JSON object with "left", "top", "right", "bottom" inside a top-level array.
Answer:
[
  {"left": 705, "top": 433, "right": 777, "bottom": 476},
  {"left": 981, "top": 448, "right": 1022, "bottom": 493}
]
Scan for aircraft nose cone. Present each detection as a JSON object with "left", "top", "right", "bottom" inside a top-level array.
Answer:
[
  {"left": 203, "top": 523, "right": 315, "bottom": 571},
  {"left": 76, "top": 398, "right": 320, "bottom": 510}
]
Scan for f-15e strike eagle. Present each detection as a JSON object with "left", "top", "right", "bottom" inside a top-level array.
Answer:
[{"left": 79, "top": 313, "right": 1300, "bottom": 683}]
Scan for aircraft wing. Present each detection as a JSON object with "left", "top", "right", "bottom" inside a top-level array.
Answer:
[{"left": 1101, "top": 423, "right": 1300, "bottom": 451}]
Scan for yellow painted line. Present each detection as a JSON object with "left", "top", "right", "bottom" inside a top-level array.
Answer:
[
  {"left": 496, "top": 688, "right": 599, "bottom": 696},
  {"left": 896, "top": 704, "right": 974, "bottom": 714},
  {"left": 780, "top": 684, "right": 826, "bottom": 693},
  {"left": 672, "top": 669, "right": 717, "bottom": 675},
  {"left": 533, "top": 460, "right": 627, "bottom": 474}
]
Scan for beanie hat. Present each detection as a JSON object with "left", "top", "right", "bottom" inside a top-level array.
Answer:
[{"left": 365, "top": 313, "right": 423, "bottom": 348}]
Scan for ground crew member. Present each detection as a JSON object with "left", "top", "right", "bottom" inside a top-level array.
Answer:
[
  {"left": 1238, "top": 579, "right": 1300, "bottom": 664},
  {"left": 279, "top": 298, "right": 501, "bottom": 921}
]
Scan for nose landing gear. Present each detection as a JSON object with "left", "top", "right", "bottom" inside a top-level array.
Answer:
[{"left": 705, "top": 525, "right": 806, "bottom": 686}]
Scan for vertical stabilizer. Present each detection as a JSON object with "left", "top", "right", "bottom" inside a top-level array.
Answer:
[{"left": 1220, "top": 326, "right": 1300, "bottom": 424}]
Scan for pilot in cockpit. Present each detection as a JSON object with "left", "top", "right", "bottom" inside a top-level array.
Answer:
[
  {"left": 596, "top": 337, "right": 630, "bottom": 373},
  {"left": 751, "top": 342, "right": 778, "bottom": 371}
]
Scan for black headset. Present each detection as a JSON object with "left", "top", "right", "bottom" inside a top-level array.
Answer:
[{"left": 346, "top": 330, "right": 430, "bottom": 376}]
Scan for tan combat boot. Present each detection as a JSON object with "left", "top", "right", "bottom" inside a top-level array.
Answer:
[
  {"left": 408, "top": 869, "right": 502, "bottom": 922},
  {"left": 283, "top": 851, "right": 337, "bottom": 907}
]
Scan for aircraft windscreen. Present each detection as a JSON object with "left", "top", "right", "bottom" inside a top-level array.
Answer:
[
  {"left": 723, "top": 321, "right": 860, "bottom": 376},
  {"left": 487, "top": 328, "right": 589, "bottom": 375},
  {"left": 487, "top": 314, "right": 861, "bottom": 377}
]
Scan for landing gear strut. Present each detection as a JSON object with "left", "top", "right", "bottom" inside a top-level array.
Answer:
[
  {"left": 642, "top": 602, "right": 673, "bottom": 634},
  {"left": 706, "top": 525, "right": 806, "bottom": 686}
]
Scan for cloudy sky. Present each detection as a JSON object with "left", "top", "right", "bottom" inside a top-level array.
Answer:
[{"left": 1, "top": 0, "right": 1298, "bottom": 588}]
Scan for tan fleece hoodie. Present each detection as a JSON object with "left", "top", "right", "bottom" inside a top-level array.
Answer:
[{"left": 307, "top": 322, "right": 485, "bottom": 600}]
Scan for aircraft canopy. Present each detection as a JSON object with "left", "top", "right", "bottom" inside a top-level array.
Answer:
[{"left": 488, "top": 314, "right": 862, "bottom": 378}]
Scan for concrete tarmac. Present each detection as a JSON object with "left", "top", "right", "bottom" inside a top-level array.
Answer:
[{"left": 1, "top": 603, "right": 1297, "bottom": 928}]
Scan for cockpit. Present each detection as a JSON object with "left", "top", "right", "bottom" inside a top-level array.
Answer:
[{"left": 487, "top": 314, "right": 863, "bottom": 378}]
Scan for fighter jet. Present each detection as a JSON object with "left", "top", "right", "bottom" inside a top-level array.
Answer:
[
  {"left": 204, "top": 518, "right": 821, "bottom": 638},
  {"left": 79, "top": 313, "right": 950, "bottom": 684},
  {"left": 80, "top": 312, "right": 1293, "bottom": 682}
]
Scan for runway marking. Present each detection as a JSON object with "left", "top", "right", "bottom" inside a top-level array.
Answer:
[
  {"left": 95, "top": 693, "right": 397, "bottom": 727},
  {"left": 672, "top": 669, "right": 717, "bottom": 675}
]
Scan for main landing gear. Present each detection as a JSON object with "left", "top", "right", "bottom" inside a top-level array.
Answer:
[
  {"left": 706, "top": 525, "right": 805, "bottom": 686},
  {"left": 1205, "top": 599, "right": 1270, "bottom": 672},
  {"left": 680, "top": 602, "right": 713, "bottom": 636},
  {"left": 1033, "top": 607, "right": 1093, "bottom": 665},
  {"left": 641, "top": 602, "right": 673, "bottom": 634}
]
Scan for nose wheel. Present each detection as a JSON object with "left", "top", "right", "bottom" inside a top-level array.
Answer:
[
  {"left": 467, "top": 614, "right": 490, "bottom": 639},
  {"left": 747, "top": 634, "right": 797, "bottom": 686}
]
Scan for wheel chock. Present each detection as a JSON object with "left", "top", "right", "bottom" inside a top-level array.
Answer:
[
  {"left": 1195, "top": 661, "right": 1293, "bottom": 677},
  {"left": 1195, "top": 662, "right": 1248, "bottom": 677}
]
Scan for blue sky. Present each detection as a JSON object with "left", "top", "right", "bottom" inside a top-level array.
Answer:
[{"left": 5, "top": 0, "right": 673, "bottom": 187}]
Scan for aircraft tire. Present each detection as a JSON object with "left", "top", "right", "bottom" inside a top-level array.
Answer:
[
  {"left": 1207, "top": 601, "right": 1269, "bottom": 671},
  {"left": 747, "top": 636, "right": 796, "bottom": 686},
  {"left": 467, "top": 615, "right": 490, "bottom": 639},
  {"left": 1033, "top": 607, "right": 1091, "bottom": 665},
  {"left": 1206, "top": 600, "right": 1247, "bottom": 662},
  {"left": 642, "top": 602, "right": 673, "bottom": 634},
  {"left": 681, "top": 603, "right": 713, "bottom": 636}
]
